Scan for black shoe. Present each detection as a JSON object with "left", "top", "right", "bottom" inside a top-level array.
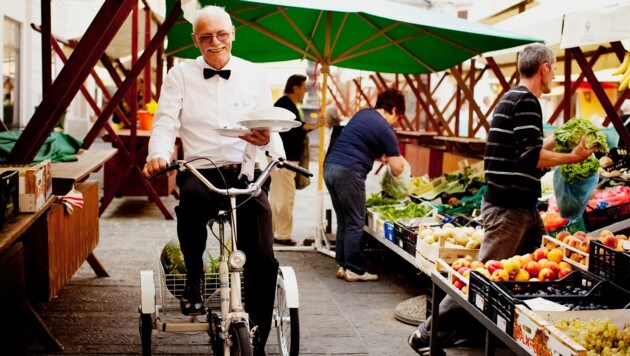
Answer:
[
  {"left": 408, "top": 330, "right": 430, "bottom": 355},
  {"left": 180, "top": 277, "right": 206, "bottom": 316},
  {"left": 273, "top": 238, "right": 297, "bottom": 246}
]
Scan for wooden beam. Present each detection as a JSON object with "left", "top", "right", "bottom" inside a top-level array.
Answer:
[
  {"left": 6, "top": 0, "right": 135, "bottom": 164},
  {"left": 564, "top": 48, "right": 572, "bottom": 122},
  {"left": 572, "top": 47, "right": 630, "bottom": 147},
  {"left": 41, "top": 0, "right": 52, "bottom": 94},
  {"left": 403, "top": 74, "right": 449, "bottom": 135},
  {"left": 375, "top": 73, "right": 389, "bottom": 90},
  {"left": 450, "top": 66, "right": 489, "bottom": 133},
  {"left": 353, "top": 78, "right": 371, "bottom": 108},
  {"left": 82, "top": 3, "right": 182, "bottom": 149},
  {"left": 486, "top": 56, "right": 510, "bottom": 91},
  {"left": 370, "top": 74, "right": 385, "bottom": 92}
]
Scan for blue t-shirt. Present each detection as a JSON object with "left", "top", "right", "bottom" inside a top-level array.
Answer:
[{"left": 325, "top": 108, "right": 400, "bottom": 176}]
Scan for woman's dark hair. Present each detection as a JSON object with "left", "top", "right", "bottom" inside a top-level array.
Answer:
[
  {"left": 375, "top": 88, "right": 405, "bottom": 117},
  {"left": 284, "top": 74, "right": 307, "bottom": 94}
]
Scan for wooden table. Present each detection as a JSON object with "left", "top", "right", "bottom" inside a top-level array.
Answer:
[
  {"left": 51, "top": 148, "right": 117, "bottom": 195},
  {"left": 0, "top": 197, "right": 64, "bottom": 351}
]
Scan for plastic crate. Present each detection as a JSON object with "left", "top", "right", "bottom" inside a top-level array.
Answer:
[
  {"left": 547, "top": 217, "right": 586, "bottom": 238},
  {"left": 393, "top": 221, "right": 417, "bottom": 244},
  {"left": 588, "top": 239, "right": 630, "bottom": 290},
  {"left": 494, "top": 270, "right": 603, "bottom": 299},
  {"left": 603, "top": 147, "right": 629, "bottom": 172},
  {"left": 468, "top": 270, "right": 492, "bottom": 316},
  {"left": 583, "top": 201, "right": 630, "bottom": 231}
]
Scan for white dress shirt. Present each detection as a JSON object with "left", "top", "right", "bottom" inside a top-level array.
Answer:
[{"left": 148, "top": 55, "right": 285, "bottom": 170}]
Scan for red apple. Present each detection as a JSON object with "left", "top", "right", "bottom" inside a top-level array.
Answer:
[
  {"left": 532, "top": 248, "right": 549, "bottom": 262},
  {"left": 603, "top": 235, "right": 619, "bottom": 249},
  {"left": 558, "top": 261, "right": 572, "bottom": 271},
  {"left": 557, "top": 269, "right": 572, "bottom": 279},
  {"left": 490, "top": 269, "right": 510, "bottom": 282},
  {"left": 540, "top": 259, "right": 560, "bottom": 275},
  {"left": 486, "top": 260, "right": 504, "bottom": 275},
  {"left": 453, "top": 279, "right": 466, "bottom": 290},
  {"left": 523, "top": 261, "right": 542, "bottom": 278},
  {"left": 538, "top": 268, "right": 556, "bottom": 281},
  {"left": 573, "top": 231, "right": 587, "bottom": 238},
  {"left": 521, "top": 254, "right": 534, "bottom": 265}
]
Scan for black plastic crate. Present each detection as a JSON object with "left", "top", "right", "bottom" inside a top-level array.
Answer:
[
  {"left": 494, "top": 270, "right": 603, "bottom": 299},
  {"left": 393, "top": 232, "right": 416, "bottom": 256},
  {"left": 604, "top": 147, "right": 629, "bottom": 172},
  {"left": 583, "top": 201, "right": 630, "bottom": 232},
  {"left": 393, "top": 222, "right": 417, "bottom": 244},
  {"left": 588, "top": 239, "right": 630, "bottom": 290},
  {"left": 468, "top": 270, "right": 492, "bottom": 316}
]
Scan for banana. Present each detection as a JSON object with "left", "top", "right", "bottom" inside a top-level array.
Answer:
[
  {"left": 612, "top": 52, "right": 630, "bottom": 76},
  {"left": 619, "top": 68, "right": 630, "bottom": 91}
]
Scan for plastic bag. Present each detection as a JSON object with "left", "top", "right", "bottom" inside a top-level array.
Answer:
[
  {"left": 380, "top": 158, "right": 411, "bottom": 200},
  {"left": 553, "top": 166, "right": 599, "bottom": 220}
]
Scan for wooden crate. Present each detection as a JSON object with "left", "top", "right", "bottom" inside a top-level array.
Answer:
[
  {"left": 23, "top": 180, "right": 99, "bottom": 302},
  {"left": 416, "top": 234, "right": 479, "bottom": 265},
  {"left": 541, "top": 235, "right": 588, "bottom": 271}
]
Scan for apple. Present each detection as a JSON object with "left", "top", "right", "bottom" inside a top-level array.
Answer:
[
  {"left": 470, "top": 261, "right": 485, "bottom": 270},
  {"left": 513, "top": 269, "right": 530, "bottom": 282},
  {"left": 603, "top": 235, "right": 619, "bottom": 249},
  {"left": 529, "top": 278, "right": 540, "bottom": 282},
  {"left": 547, "top": 248, "right": 563, "bottom": 264},
  {"left": 579, "top": 241, "right": 590, "bottom": 253},
  {"left": 574, "top": 231, "right": 587, "bottom": 238},
  {"left": 520, "top": 254, "right": 534, "bottom": 265},
  {"left": 538, "top": 268, "right": 556, "bottom": 281},
  {"left": 555, "top": 231, "right": 571, "bottom": 241},
  {"left": 486, "top": 260, "right": 503, "bottom": 275},
  {"left": 461, "top": 269, "right": 471, "bottom": 279},
  {"left": 452, "top": 258, "right": 471, "bottom": 270},
  {"left": 558, "top": 261, "right": 572, "bottom": 271},
  {"left": 511, "top": 255, "right": 523, "bottom": 269},
  {"left": 523, "top": 261, "right": 542, "bottom": 278},
  {"left": 532, "top": 248, "right": 549, "bottom": 262},
  {"left": 457, "top": 266, "right": 471, "bottom": 276},
  {"left": 539, "top": 259, "right": 559, "bottom": 275},
  {"left": 474, "top": 267, "right": 491, "bottom": 279},
  {"left": 490, "top": 269, "right": 510, "bottom": 282},
  {"left": 453, "top": 279, "right": 466, "bottom": 290},
  {"left": 557, "top": 269, "right": 572, "bottom": 279},
  {"left": 461, "top": 285, "right": 468, "bottom": 295},
  {"left": 502, "top": 258, "right": 519, "bottom": 275},
  {"left": 599, "top": 230, "right": 614, "bottom": 238}
]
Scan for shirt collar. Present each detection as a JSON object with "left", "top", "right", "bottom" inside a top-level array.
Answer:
[{"left": 197, "top": 55, "right": 233, "bottom": 71}]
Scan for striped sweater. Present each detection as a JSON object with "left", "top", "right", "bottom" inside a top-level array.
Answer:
[{"left": 484, "top": 86, "right": 544, "bottom": 209}]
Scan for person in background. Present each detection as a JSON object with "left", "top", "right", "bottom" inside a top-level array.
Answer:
[
  {"left": 324, "top": 88, "right": 405, "bottom": 282},
  {"left": 408, "top": 43, "right": 596, "bottom": 355},
  {"left": 617, "top": 99, "right": 630, "bottom": 148},
  {"left": 325, "top": 103, "right": 345, "bottom": 157},
  {"left": 269, "top": 74, "right": 324, "bottom": 245},
  {"left": 142, "top": 6, "right": 282, "bottom": 355}
]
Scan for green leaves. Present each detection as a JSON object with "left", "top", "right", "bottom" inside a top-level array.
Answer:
[{"left": 553, "top": 118, "right": 609, "bottom": 154}]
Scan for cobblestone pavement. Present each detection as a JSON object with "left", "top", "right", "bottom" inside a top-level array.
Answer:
[{"left": 20, "top": 146, "right": 515, "bottom": 355}]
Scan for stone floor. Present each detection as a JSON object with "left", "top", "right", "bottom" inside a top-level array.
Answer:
[{"left": 17, "top": 146, "right": 515, "bottom": 355}]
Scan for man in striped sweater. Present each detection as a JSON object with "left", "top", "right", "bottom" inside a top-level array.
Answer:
[{"left": 409, "top": 43, "right": 595, "bottom": 355}]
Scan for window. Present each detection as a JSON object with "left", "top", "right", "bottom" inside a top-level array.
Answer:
[{"left": 3, "top": 17, "right": 21, "bottom": 130}]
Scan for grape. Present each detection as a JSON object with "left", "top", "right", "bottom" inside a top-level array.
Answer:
[{"left": 553, "top": 317, "right": 629, "bottom": 354}]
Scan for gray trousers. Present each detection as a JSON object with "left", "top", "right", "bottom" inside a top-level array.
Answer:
[{"left": 417, "top": 199, "right": 547, "bottom": 339}]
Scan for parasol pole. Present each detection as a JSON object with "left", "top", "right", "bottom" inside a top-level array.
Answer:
[{"left": 314, "top": 63, "right": 335, "bottom": 258}]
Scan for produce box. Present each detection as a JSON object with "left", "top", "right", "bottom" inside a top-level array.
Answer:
[
  {"left": 583, "top": 201, "right": 630, "bottom": 232},
  {"left": 0, "top": 160, "right": 52, "bottom": 213},
  {"left": 415, "top": 231, "right": 479, "bottom": 264},
  {"left": 588, "top": 239, "right": 630, "bottom": 290},
  {"left": 514, "top": 308, "right": 630, "bottom": 356},
  {"left": 435, "top": 258, "right": 468, "bottom": 299},
  {"left": 490, "top": 271, "right": 610, "bottom": 337},
  {"left": 468, "top": 270, "right": 492, "bottom": 317},
  {"left": 513, "top": 305, "right": 587, "bottom": 356},
  {"left": 541, "top": 235, "right": 588, "bottom": 271}
]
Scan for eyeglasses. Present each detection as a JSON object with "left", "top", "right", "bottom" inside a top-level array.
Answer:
[{"left": 195, "top": 32, "right": 231, "bottom": 44}]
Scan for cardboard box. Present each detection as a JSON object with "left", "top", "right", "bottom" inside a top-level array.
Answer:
[
  {"left": 0, "top": 160, "right": 52, "bottom": 213},
  {"left": 513, "top": 305, "right": 587, "bottom": 356}
]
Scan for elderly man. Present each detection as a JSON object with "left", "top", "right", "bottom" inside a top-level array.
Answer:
[{"left": 143, "top": 6, "right": 282, "bottom": 355}]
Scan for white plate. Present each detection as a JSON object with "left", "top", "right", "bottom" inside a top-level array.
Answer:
[
  {"left": 238, "top": 119, "right": 301, "bottom": 132},
  {"left": 215, "top": 127, "right": 253, "bottom": 137},
  {"left": 243, "top": 107, "right": 296, "bottom": 121}
]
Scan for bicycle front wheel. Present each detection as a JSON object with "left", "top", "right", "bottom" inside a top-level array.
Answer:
[
  {"left": 229, "top": 323, "right": 253, "bottom": 356},
  {"left": 275, "top": 275, "right": 300, "bottom": 356}
]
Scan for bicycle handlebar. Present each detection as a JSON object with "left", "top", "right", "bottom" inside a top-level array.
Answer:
[{"left": 151, "top": 158, "right": 313, "bottom": 197}]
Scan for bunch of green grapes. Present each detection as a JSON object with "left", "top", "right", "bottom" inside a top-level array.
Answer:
[{"left": 554, "top": 318, "right": 629, "bottom": 355}]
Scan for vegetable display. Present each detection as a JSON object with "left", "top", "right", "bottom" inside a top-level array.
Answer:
[
  {"left": 366, "top": 193, "right": 400, "bottom": 207},
  {"left": 372, "top": 201, "right": 433, "bottom": 221}
]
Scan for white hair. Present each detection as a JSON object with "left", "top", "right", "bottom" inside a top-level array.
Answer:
[{"left": 193, "top": 5, "right": 232, "bottom": 30}]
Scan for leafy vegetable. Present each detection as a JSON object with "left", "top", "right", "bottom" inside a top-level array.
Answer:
[
  {"left": 381, "top": 169, "right": 408, "bottom": 200},
  {"left": 373, "top": 202, "right": 433, "bottom": 221},
  {"left": 553, "top": 118, "right": 609, "bottom": 154},
  {"left": 366, "top": 193, "right": 399, "bottom": 207},
  {"left": 559, "top": 156, "right": 600, "bottom": 184}
]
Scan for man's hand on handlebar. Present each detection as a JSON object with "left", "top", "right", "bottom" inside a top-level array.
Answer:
[
  {"left": 239, "top": 129, "right": 270, "bottom": 146},
  {"left": 143, "top": 157, "right": 171, "bottom": 178}
]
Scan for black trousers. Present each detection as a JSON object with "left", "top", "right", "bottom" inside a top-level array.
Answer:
[{"left": 176, "top": 167, "right": 278, "bottom": 354}]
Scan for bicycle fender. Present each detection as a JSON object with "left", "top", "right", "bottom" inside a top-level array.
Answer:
[
  {"left": 278, "top": 266, "right": 300, "bottom": 308},
  {"left": 140, "top": 270, "right": 156, "bottom": 314}
]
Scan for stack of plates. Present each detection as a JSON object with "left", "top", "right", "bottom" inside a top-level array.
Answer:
[{"left": 238, "top": 107, "right": 301, "bottom": 132}]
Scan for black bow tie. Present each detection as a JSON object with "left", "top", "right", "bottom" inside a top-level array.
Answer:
[{"left": 204, "top": 68, "right": 231, "bottom": 80}]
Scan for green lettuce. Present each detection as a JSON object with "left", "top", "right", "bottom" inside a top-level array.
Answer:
[
  {"left": 553, "top": 118, "right": 609, "bottom": 154},
  {"left": 559, "top": 156, "right": 600, "bottom": 184}
]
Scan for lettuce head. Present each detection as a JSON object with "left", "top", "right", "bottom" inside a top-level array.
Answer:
[{"left": 553, "top": 118, "right": 609, "bottom": 154}]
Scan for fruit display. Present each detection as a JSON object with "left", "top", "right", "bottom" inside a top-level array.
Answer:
[
  {"left": 554, "top": 317, "right": 630, "bottom": 356},
  {"left": 418, "top": 223, "right": 484, "bottom": 249}
]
